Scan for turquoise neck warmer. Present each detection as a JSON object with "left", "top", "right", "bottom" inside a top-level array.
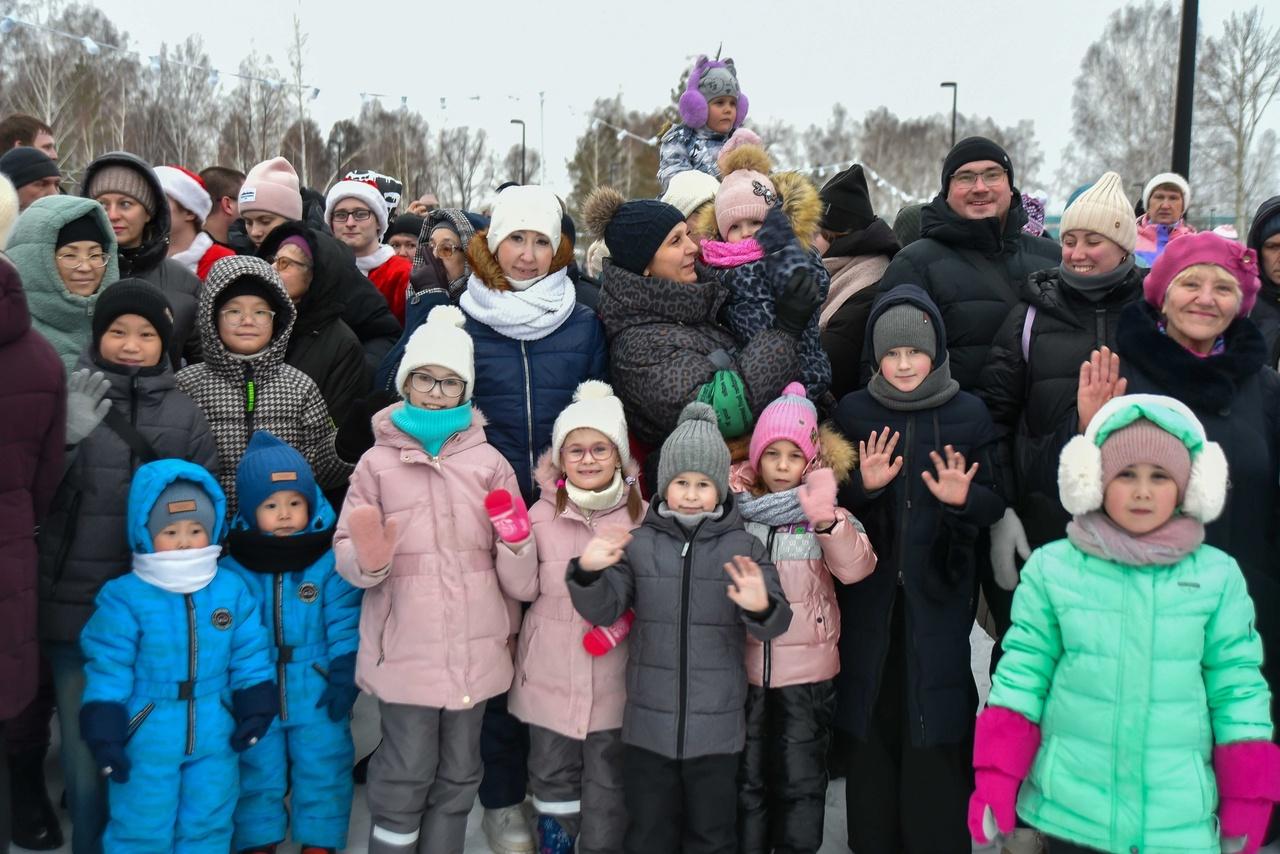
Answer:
[{"left": 391, "top": 401, "right": 473, "bottom": 456}]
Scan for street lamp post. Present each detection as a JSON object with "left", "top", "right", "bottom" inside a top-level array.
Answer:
[
  {"left": 510, "top": 119, "right": 526, "bottom": 185},
  {"left": 939, "top": 82, "right": 958, "bottom": 149}
]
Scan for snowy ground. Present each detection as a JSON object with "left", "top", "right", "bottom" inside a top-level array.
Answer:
[{"left": 18, "top": 625, "right": 1280, "bottom": 853}]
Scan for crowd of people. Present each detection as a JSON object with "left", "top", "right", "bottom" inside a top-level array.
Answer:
[{"left": 3, "top": 49, "right": 1280, "bottom": 854}]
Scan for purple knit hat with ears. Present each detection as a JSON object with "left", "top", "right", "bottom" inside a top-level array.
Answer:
[{"left": 678, "top": 56, "right": 749, "bottom": 131}]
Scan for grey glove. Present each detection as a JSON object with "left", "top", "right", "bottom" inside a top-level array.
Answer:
[
  {"left": 989, "top": 507, "right": 1030, "bottom": 591},
  {"left": 65, "top": 369, "right": 112, "bottom": 445}
]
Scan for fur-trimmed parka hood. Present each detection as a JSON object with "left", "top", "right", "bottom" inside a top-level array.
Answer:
[
  {"left": 729, "top": 423, "right": 856, "bottom": 495},
  {"left": 691, "top": 166, "right": 823, "bottom": 251},
  {"left": 465, "top": 226, "right": 576, "bottom": 292}
]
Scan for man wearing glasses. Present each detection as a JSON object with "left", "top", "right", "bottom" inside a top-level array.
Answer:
[{"left": 325, "top": 178, "right": 412, "bottom": 326}]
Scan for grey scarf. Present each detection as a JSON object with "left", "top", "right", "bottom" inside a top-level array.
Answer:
[
  {"left": 867, "top": 353, "right": 960, "bottom": 411},
  {"left": 736, "top": 488, "right": 807, "bottom": 527},
  {"left": 1059, "top": 255, "right": 1136, "bottom": 303},
  {"left": 657, "top": 503, "right": 723, "bottom": 530}
]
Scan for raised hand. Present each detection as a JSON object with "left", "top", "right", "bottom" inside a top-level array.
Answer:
[
  {"left": 65, "top": 368, "right": 112, "bottom": 445},
  {"left": 578, "top": 526, "right": 633, "bottom": 572},
  {"left": 797, "top": 468, "right": 838, "bottom": 529},
  {"left": 1077, "top": 346, "right": 1127, "bottom": 432},
  {"left": 724, "top": 555, "right": 770, "bottom": 614},
  {"left": 858, "top": 428, "right": 904, "bottom": 492},
  {"left": 921, "top": 445, "right": 978, "bottom": 507},
  {"left": 347, "top": 505, "right": 401, "bottom": 575}
]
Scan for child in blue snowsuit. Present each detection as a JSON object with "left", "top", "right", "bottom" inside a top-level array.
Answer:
[
  {"left": 78, "top": 458, "right": 278, "bottom": 854},
  {"left": 221, "top": 431, "right": 362, "bottom": 854}
]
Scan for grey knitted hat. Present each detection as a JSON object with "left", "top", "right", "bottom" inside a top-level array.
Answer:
[
  {"left": 657, "top": 402, "right": 731, "bottom": 502},
  {"left": 872, "top": 303, "right": 937, "bottom": 363},
  {"left": 147, "top": 479, "right": 218, "bottom": 542}
]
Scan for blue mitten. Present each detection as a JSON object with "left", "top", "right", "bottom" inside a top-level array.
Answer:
[
  {"left": 230, "top": 680, "right": 279, "bottom": 752},
  {"left": 79, "top": 701, "right": 131, "bottom": 783},
  {"left": 316, "top": 652, "right": 360, "bottom": 721}
]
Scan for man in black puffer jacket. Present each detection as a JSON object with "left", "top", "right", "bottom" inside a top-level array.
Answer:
[
  {"left": 875, "top": 137, "right": 1060, "bottom": 389},
  {"left": 1247, "top": 195, "right": 1280, "bottom": 368}
]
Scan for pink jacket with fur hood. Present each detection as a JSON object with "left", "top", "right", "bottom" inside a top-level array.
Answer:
[
  {"left": 498, "top": 451, "right": 647, "bottom": 739},
  {"left": 730, "top": 427, "right": 878, "bottom": 687},
  {"left": 335, "top": 404, "right": 533, "bottom": 710}
]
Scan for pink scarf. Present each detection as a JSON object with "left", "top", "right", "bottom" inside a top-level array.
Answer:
[
  {"left": 1066, "top": 511, "right": 1204, "bottom": 566},
  {"left": 700, "top": 237, "right": 765, "bottom": 269}
]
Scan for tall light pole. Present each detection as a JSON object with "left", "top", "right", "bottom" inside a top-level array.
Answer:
[
  {"left": 510, "top": 119, "right": 526, "bottom": 185},
  {"left": 940, "top": 81, "right": 958, "bottom": 149}
]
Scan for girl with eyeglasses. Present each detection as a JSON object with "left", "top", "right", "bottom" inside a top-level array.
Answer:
[
  {"left": 335, "top": 304, "right": 535, "bottom": 854},
  {"left": 175, "top": 255, "right": 352, "bottom": 521},
  {"left": 490, "top": 380, "right": 646, "bottom": 853},
  {"left": 7, "top": 195, "right": 120, "bottom": 371}
]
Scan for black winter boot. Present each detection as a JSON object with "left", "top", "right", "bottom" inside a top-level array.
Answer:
[{"left": 9, "top": 747, "right": 62, "bottom": 850}]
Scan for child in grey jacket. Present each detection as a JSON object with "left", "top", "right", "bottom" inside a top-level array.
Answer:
[{"left": 568, "top": 401, "right": 792, "bottom": 853}]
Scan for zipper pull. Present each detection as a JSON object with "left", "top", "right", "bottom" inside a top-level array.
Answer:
[
  {"left": 681, "top": 541, "right": 690, "bottom": 557},
  {"left": 245, "top": 379, "right": 256, "bottom": 413}
]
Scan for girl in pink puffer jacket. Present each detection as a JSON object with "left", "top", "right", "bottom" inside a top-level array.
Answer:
[
  {"left": 495, "top": 380, "right": 646, "bottom": 854},
  {"left": 731, "top": 381, "right": 878, "bottom": 854},
  {"left": 334, "top": 306, "right": 533, "bottom": 854}
]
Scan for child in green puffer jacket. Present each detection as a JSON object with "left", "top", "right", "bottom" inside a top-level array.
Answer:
[{"left": 970, "top": 393, "right": 1280, "bottom": 854}]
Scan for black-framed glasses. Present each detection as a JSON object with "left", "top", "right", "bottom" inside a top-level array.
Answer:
[
  {"left": 55, "top": 252, "right": 109, "bottom": 271},
  {"left": 408, "top": 372, "right": 465, "bottom": 397},
  {"left": 563, "top": 443, "right": 615, "bottom": 463},
  {"left": 332, "top": 208, "right": 374, "bottom": 223},
  {"left": 950, "top": 167, "right": 1008, "bottom": 189}
]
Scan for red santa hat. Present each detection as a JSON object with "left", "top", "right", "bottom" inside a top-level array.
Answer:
[{"left": 155, "top": 165, "right": 213, "bottom": 222}]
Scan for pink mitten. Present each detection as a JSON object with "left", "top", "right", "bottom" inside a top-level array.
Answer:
[
  {"left": 583, "top": 610, "right": 635, "bottom": 656},
  {"left": 347, "top": 505, "right": 400, "bottom": 574},
  {"left": 1215, "top": 740, "right": 1280, "bottom": 854},
  {"left": 797, "top": 468, "right": 838, "bottom": 530},
  {"left": 968, "top": 706, "right": 1041, "bottom": 845},
  {"left": 485, "top": 489, "right": 531, "bottom": 544}
]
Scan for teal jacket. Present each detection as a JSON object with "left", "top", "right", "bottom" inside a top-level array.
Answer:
[
  {"left": 7, "top": 195, "right": 119, "bottom": 372},
  {"left": 989, "top": 538, "right": 1272, "bottom": 853}
]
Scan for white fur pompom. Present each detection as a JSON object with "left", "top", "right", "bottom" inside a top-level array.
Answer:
[
  {"left": 1058, "top": 435, "right": 1104, "bottom": 516},
  {"left": 573, "top": 380, "right": 615, "bottom": 402},
  {"left": 426, "top": 304, "right": 466, "bottom": 329},
  {"left": 1182, "top": 440, "right": 1229, "bottom": 523}
]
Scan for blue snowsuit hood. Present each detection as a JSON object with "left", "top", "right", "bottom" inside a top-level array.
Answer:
[{"left": 127, "top": 458, "right": 227, "bottom": 555}]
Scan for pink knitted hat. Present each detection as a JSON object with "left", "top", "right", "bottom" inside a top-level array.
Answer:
[
  {"left": 1100, "top": 419, "right": 1192, "bottom": 500},
  {"left": 749, "top": 382, "right": 820, "bottom": 471},
  {"left": 238, "top": 157, "right": 302, "bottom": 221},
  {"left": 715, "top": 167, "right": 776, "bottom": 239},
  {"left": 1143, "top": 231, "right": 1261, "bottom": 315}
]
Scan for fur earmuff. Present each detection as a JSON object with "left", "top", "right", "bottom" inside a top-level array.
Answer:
[
  {"left": 1058, "top": 435, "right": 1105, "bottom": 516},
  {"left": 1181, "top": 440, "right": 1229, "bottom": 523}
]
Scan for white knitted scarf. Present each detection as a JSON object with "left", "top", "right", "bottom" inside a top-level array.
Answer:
[{"left": 460, "top": 267, "right": 576, "bottom": 341}]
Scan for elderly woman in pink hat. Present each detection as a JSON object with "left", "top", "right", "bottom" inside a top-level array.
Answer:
[{"left": 1108, "top": 232, "right": 1280, "bottom": 780}]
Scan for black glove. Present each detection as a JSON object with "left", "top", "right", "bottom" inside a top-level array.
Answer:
[
  {"left": 756, "top": 203, "right": 795, "bottom": 254},
  {"left": 335, "top": 390, "right": 402, "bottom": 463},
  {"left": 230, "top": 680, "right": 280, "bottom": 752},
  {"left": 774, "top": 269, "right": 821, "bottom": 338},
  {"left": 316, "top": 652, "right": 360, "bottom": 721},
  {"left": 409, "top": 247, "right": 450, "bottom": 295},
  {"left": 80, "top": 701, "right": 131, "bottom": 783}
]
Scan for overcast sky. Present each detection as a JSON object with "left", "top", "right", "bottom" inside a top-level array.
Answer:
[{"left": 68, "top": 0, "right": 1280, "bottom": 209}]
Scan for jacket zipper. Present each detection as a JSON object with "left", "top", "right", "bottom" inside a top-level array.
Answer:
[
  {"left": 128, "top": 375, "right": 140, "bottom": 469},
  {"left": 676, "top": 524, "right": 700, "bottom": 759},
  {"left": 126, "top": 702, "right": 155, "bottom": 740},
  {"left": 184, "top": 594, "right": 197, "bottom": 756},
  {"left": 244, "top": 364, "right": 257, "bottom": 436},
  {"left": 520, "top": 342, "right": 535, "bottom": 487},
  {"left": 274, "top": 575, "right": 288, "bottom": 721},
  {"left": 868, "top": 416, "right": 914, "bottom": 731},
  {"left": 763, "top": 527, "right": 780, "bottom": 689}
]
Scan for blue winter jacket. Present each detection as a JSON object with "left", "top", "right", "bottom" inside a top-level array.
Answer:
[
  {"left": 220, "top": 482, "right": 361, "bottom": 725},
  {"left": 466, "top": 306, "right": 608, "bottom": 503},
  {"left": 80, "top": 460, "right": 275, "bottom": 759}
]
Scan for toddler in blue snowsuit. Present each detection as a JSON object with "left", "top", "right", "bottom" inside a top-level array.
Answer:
[
  {"left": 78, "top": 458, "right": 278, "bottom": 854},
  {"left": 220, "top": 430, "right": 362, "bottom": 853}
]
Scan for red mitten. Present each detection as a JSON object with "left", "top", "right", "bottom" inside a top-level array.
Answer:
[
  {"left": 968, "top": 706, "right": 1042, "bottom": 845},
  {"left": 797, "top": 468, "right": 838, "bottom": 530},
  {"left": 583, "top": 610, "right": 635, "bottom": 656},
  {"left": 347, "top": 505, "right": 400, "bottom": 574},
  {"left": 1215, "top": 740, "right": 1280, "bottom": 854},
  {"left": 485, "top": 489, "right": 531, "bottom": 544}
]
